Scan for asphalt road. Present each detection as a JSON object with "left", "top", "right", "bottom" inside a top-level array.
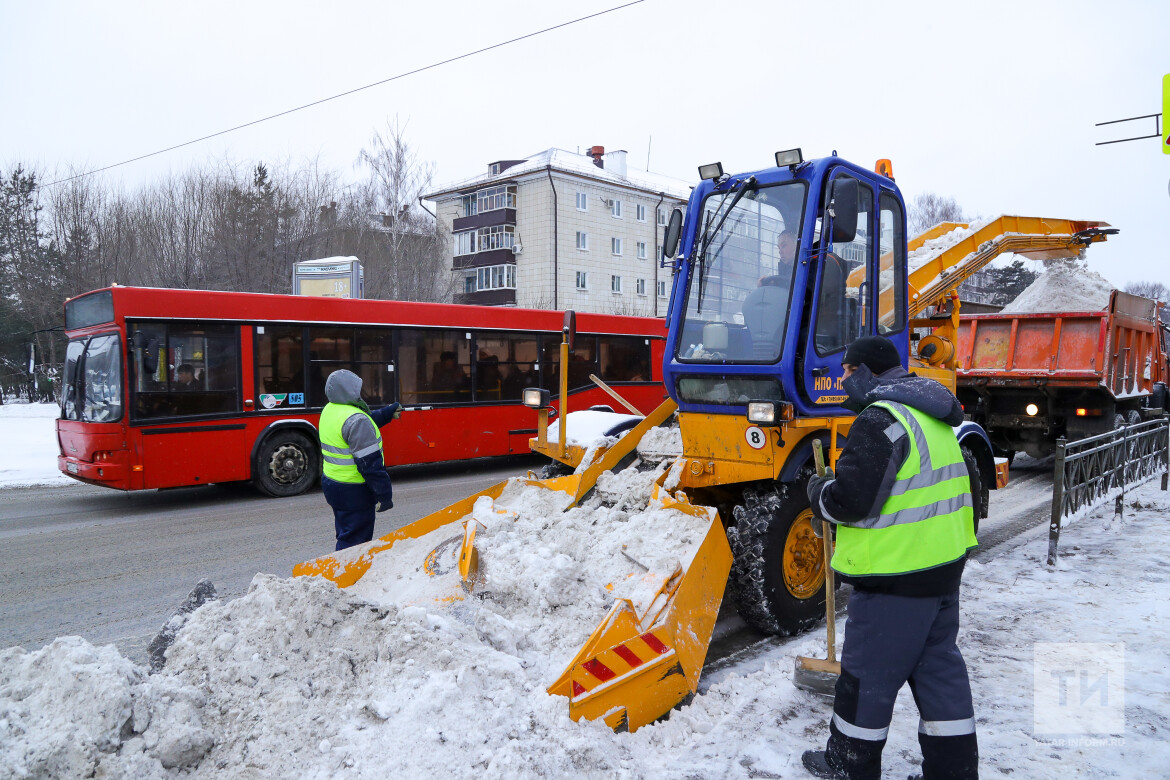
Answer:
[{"left": 0, "top": 455, "right": 543, "bottom": 664}]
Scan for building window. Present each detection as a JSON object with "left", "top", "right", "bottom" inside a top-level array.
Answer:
[
  {"left": 576, "top": 192, "right": 588, "bottom": 211},
  {"left": 611, "top": 237, "right": 622, "bottom": 256},
  {"left": 636, "top": 204, "right": 646, "bottom": 222},
  {"left": 576, "top": 231, "right": 588, "bottom": 250},
  {"left": 657, "top": 208, "right": 667, "bottom": 226},
  {"left": 658, "top": 280, "right": 669, "bottom": 298},
  {"left": 636, "top": 278, "right": 647, "bottom": 296},
  {"left": 489, "top": 163, "right": 501, "bottom": 175},
  {"left": 474, "top": 264, "right": 516, "bottom": 291},
  {"left": 464, "top": 275, "right": 476, "bottom": 294},
  {"left": 611, "top": 275, "right": 622, "bottom": 293},
  {"left": 637, "top": 241, "right": 647, "bottom": 259},
  {"left": 611, "top": 199, "right": 622, "bottom": 218},
  {"left": 576, "top": 271, "right": 588, "bottom": 290},
  {"left": 478, "top": 224, "right": 515, "bottom": 252},
  {"left": 453, "top": 230, "right": 476, "bottom": 256}
]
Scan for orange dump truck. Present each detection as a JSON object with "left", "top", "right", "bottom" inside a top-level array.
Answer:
[{"left": 955, "top": 290, "right": 1170, "bottom": 458}]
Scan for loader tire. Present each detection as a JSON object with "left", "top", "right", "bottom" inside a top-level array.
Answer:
[
  {"left": 726, "top": 480, "right": 827, "bottom": 636},
  {"left": 254, "top": 430, "right": 318, "bottom": 497}
]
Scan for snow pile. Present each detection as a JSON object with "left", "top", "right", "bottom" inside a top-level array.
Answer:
[
  {"left": 544, "top": 409, "right": 642, "bottom": 446},
  {"left": 0, "top": 403, "right": 73, "bottom": 488},
  {"left": 4, "top": 470, "right": 1170, "bottom": 776},
  {"left": 1001, "top": 257, "right": 1115, "bottom": 314},
  {"left": 907, "top": 218, "right": 994, "bottom": 275}
]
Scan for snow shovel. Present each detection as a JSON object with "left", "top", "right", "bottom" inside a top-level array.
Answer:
[{"left": 793, "top": 439, "right": 840, "bottom": 697}]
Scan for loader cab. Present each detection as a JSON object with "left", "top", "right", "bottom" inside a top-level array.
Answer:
[{"left": 663, "top": 154, "right": 909, "bottom": 417}]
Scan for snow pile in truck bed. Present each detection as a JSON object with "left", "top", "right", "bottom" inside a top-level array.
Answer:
[
  {"left": 4, "top": 472, "right": 1170, "bottom": 777},
  {"left": 1001, "top": 257, "right": 1115, "bottom": 314},
  {"left": 907, "top": 218, "right": 989, "bottom": 275}
]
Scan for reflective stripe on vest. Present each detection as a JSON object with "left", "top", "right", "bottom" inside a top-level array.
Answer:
[
  {"left": 832, "top": 400, "right": 977, "bottom": 577},
  {"left": 319, "top": 402, "right": 381, "bottom": 484}
]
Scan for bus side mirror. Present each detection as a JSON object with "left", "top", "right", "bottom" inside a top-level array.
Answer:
[
  {"left": 829, "top": 178, "right": 859, "bottom": 243},
  {"left": 141, "top": 338, "right": 160, "bottom": 375},
  {"left": 662, "top": 209, "right": 683, "bottom": 260}
]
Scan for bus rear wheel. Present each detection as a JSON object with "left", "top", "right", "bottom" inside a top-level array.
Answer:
[
  {"left": 255, "top": 431, "right": 318, "bottom": 497},
  {"left": 727, "top": 481, "right": 827, "bottom": 636}
]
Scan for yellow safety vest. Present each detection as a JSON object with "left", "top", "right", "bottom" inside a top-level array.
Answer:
[
  {"left": 319, "top": 403, "right": 381, "bottom": 484},
  {"left": 832, "top": 400, "right": 977, "bottom": 577}
]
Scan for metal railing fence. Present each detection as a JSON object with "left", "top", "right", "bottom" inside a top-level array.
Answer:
[{"left": 1047, "top": 418, "right": 1169, "bottom": 565}]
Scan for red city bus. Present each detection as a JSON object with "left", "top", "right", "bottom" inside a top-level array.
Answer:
[{"left": 57, "top": 286, "right": 667, "bottom": 496}]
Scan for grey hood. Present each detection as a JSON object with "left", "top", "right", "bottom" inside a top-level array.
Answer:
[
  {"left": 325, "top": 369, "right": 365, "bottom": 407},
  {"left": 843, "top": 365, "right": 964, "bottom": 426}
]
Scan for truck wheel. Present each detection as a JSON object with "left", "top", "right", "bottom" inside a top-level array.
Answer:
[
  {"left": 1126, "top": 410, "right": 1142, "bottom": 426},
  {"left": 961, "top": 446, "right": 983, "bottom": 537},
  {"left": 254, "top": 430, "right": 318, "bottom": 497},
  {"left": 727, "top": 481, "right": 827, "bottom": 636}
]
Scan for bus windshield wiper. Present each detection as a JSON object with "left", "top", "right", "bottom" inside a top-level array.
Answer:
[{"left": 696, "top": 176, "right": 757, "bottom": 313}]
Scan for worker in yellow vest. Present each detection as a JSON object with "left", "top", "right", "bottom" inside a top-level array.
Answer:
[
  {"left": 319, "top": 369, "right": 402, "bottom": 551},
  {"left": 801, "top": 336, "right": 979, "bottom": 780}
]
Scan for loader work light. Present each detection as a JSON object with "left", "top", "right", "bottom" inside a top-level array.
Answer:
[
  {"left": 747, "top": 400, "right": 794, "bottom": 426},
  {"left": 698, "top": 162, "right": 724, "bottom": 180},
  {"left": 522, "top": 387, "right": 551, "bottom": 409},
  {"left": 774, "top": 148, "right": 803, "bottom": 168}
]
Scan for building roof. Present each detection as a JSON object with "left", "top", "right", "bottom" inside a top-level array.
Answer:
[{"left": 422, "top": 147, "right": 693, "bottom": 202}]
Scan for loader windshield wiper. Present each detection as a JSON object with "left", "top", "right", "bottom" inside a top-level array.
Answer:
[{"left": 695, "top": 176, "right": 757, "bottom": 313}]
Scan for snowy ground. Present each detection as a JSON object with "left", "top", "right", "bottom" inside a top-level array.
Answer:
[
  {"left": 0, "top": 403, "right": 75, "bottom": 488},
  {"left": 2, "top": 409, "right": 1167, "bottom": 779}
]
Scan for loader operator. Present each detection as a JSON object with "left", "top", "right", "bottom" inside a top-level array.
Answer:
[
  {"left": 800, "top": 335, "right": 979, "bottom": 780},
  {"left": 319, "top": 369, "right": 402, "bottom": 551}
]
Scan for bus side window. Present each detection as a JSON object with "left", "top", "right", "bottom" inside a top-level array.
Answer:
[{"left": 256, "top": 326, "right": 306, "bottom": 406}]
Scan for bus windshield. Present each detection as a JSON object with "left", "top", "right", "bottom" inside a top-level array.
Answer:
[
  {"left": 61, "top": 334, "right": 123, "bottom": 422},
  {"left": 677, "top": 181, "right": 806, "bottom": 363}
]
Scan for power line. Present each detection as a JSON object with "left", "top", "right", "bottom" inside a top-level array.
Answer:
[{"left": 39, "top": 1, "right": 646, "bottom": 190}]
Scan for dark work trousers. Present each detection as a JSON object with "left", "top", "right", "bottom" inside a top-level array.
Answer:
[
  {"left": 824, "top": 588, "right": 978, "bottom": 780},
  {"left": 321, "top": 476, "right": 378, "bottom": 551}
]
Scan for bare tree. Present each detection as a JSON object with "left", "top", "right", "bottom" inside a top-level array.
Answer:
[
  {"left": 909, "top": 192, "right": 969, "bottom": 235},
  {"left": 1124, "top": 280, "right": 1168, "bottom": 302},
  {"left": 351, "top": 118, "right": 451, "bottom": 302}
]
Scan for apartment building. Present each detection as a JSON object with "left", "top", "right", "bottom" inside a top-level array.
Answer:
[{"left": 422, "top": 146, "right": 691, "bottom": 316}]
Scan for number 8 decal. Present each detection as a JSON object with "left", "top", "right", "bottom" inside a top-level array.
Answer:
[{"left": 745, "top": 425, "right": 767, "bottom": 450}]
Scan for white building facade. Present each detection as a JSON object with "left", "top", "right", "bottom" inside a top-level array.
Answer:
[{"left": 422, "top": 146, "right": 691, "bottom": 317}]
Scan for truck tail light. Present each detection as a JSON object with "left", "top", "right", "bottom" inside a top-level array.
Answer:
[{"left": 1076, "top": 408, "right": 1087, "bottom": 417}]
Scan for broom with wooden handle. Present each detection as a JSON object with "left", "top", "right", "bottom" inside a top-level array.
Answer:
[{"left": 793, "top": 439, "right": 840, "bottom": 696}]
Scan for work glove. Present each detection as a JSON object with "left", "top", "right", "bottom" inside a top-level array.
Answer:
[
  {"left": 376, "top": 499, "right": 393, "bottom": 513},
  {"left": 392, "top": 406, "right": 402, "bottom": 420},
  {"left": 806, "top": 468, "right": 835, "bottom": 514}
]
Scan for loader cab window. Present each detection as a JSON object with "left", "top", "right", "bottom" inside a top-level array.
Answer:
[
  {"left": 676, "top": 181, "right": 807, "bottom": 364},
  {"left": 877, "top": 193, "right": 907, "bottom": 336},
  {"left": 814, "top": 174, "right": 873, "bottom": 356}
]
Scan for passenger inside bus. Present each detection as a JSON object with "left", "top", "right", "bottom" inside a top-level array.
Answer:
[
  {"left": 431, "top": 351, "right": 468, "bottom": 396},
  {"left": 175, "top": 364, "right": 199, "bottom": 391}
]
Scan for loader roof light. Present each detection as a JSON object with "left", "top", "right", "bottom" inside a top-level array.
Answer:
[
  {"left": 774, "top": 148, "right": 803, "bottom": 168},
  {"left": 875, "top": 158, "right": 894, "bottom": 179},
  {"left": 522, "top": 387, "right": 551, "bottom": 409},
  {"left": 698, "top": 162, "right": 724, "bottom": 181},
  {"left": 1026, "top": 403, "right": 1039, "bottom": 416},
  {"left": 747, "top": 400, "right": 794, "bottom": 426}
]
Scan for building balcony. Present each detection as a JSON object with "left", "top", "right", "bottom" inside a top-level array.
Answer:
[
  {"left": 455, "top": 289, "right": 516, "bottom": 306},
  {"left": 453, "top": 248, "right": 515, "bottom": 269},
  {"left": 453, "top": 208, "right": 516, "bottom": 232}
]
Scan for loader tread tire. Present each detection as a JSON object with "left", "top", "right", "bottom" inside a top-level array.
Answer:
[{"left": 727, "top": 478, "right": 826, "bottom": 637}]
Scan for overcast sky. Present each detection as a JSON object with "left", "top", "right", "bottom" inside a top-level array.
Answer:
[{"left": 2, "top": 0, "right": 1167, "bottom": 287}]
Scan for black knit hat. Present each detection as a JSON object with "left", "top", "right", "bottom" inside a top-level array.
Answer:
[{"left": 842, "top": 336, "right": 901, "bottom": 374}]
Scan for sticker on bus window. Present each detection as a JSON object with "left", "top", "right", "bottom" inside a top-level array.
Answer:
[
  {"left": 260, "top": 394, "right": 286, "bottom": 409},
  {"left": 289, "top": 393, "right": 305, "bottom": 405}
]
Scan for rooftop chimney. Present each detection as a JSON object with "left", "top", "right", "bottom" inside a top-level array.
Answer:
[{"left": 588, "top": 145, "right": 605, "bottom": 168}]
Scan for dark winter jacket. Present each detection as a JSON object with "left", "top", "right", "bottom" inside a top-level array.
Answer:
[
  {"left": 808, "top": 364, "right": 969, "bottom": 596},
  {"left": 322, "top": 369, "right": 400, "bottom": 505}
]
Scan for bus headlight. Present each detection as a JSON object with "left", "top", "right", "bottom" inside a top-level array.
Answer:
[
  {"left": 1025, "top": 403, "right": 1039, "bottom": 416},
  {"left": 522, "top": 387, "right": 551, "bottom": 409},
  {"left": 747, "top": 400, "right": 794, "bottom": 426}
]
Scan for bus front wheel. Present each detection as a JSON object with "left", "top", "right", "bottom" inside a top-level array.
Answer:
[{"left": 254, "top": 430, "right": 319, "bottom": 497}]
